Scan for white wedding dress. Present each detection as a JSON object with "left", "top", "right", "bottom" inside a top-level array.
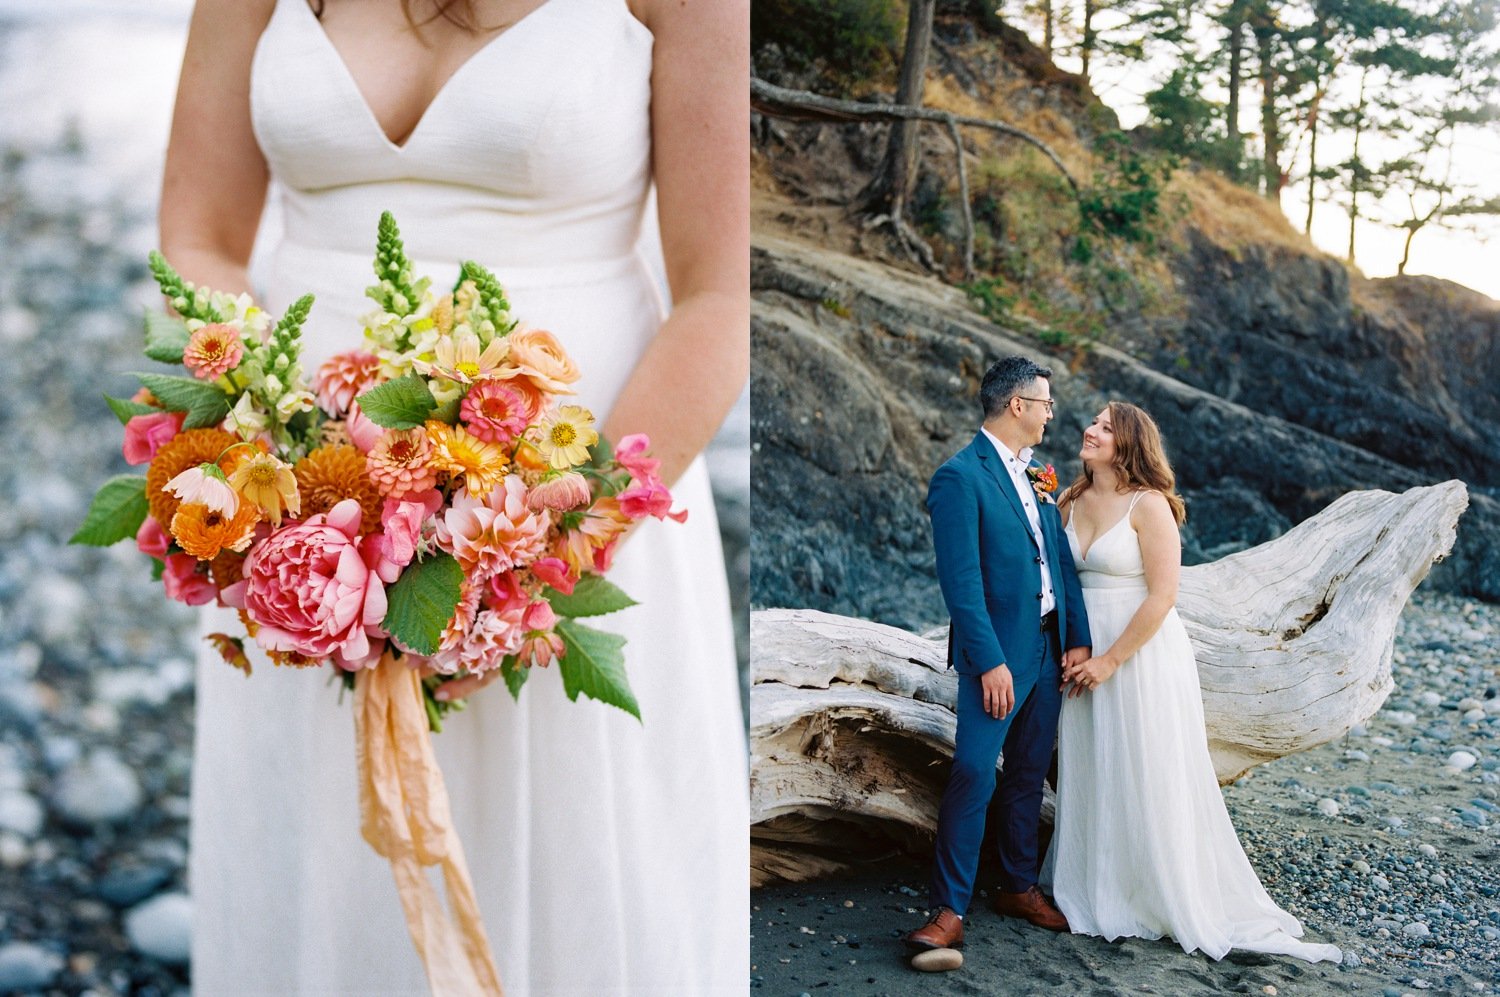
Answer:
[
  {"left": 1042, "top": 493, "right": 1341, "bottom": 964},
  {"left": 188, "top": 1, "right": 748, "bottom": 993}
]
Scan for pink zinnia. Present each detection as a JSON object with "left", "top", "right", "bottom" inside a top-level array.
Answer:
[
  {"left": 123, "top": 411, "right": 186, "bottom": 466},
  {"left": 526, "top": 472, "right": 592, "bottom": 512},
  {"left": 240, "top": 499, "right": 396, "bottom": 670},
  {"left": 182, "top": 324, "right": 244, "bottom": 381},
  {"left": 366, "top": 427, "right": 438, "bottom": 498},
  {"left": 460, "top": 380, "right": 534, "bottom": 444},
  {"left": 313, "top": 350, "right": 383, "bottom": 417},
  {"left": 433, "top": 476, "right": 551, "bottom": 580}
]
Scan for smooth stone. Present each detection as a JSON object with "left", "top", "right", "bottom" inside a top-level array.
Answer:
[
  {"left": 1372, "top": 875, "right": 1391, "bottom": 890},
  {"left": 1430, "top": 874, "right": 1448, "bottom": 888},
  {"left": 1448, "top": 751, "right": 1478, "bottom": 772},
  {"left": 0, "top": 790, "right": 44, "bottom": 838},
  {"left": 1402, "top": 921, "right": 1431, "bottom": 939},
  {"left": 1345, "top": 750, "right": 1371, "bottom": 763},
  {"left": 1459, "top": 698, "right": 1484, "bottom": 712},
  {"left": 1388, "top": 711, "right": 1418, "bottom": 727},
  {"left": 1317, "top": 798, "right": 1340, "bottom": 817},
  {"left": 1352, "top": 860, "right": 1372, "bottom": 874},
  {"left": 124, "top": 892, "right": 192, "bottom": 965},
  {"left": 1419, "top": 844, "right": 1438, "bottom": 858},
  {"left": 1465, "top": 709, "right": 1486, "bottom": 722},
  {"left": 51, "top": 749, "right": 141, "bottom": 826},
  {"left": 96, "top": 861, "right": 173, "bottom": 907},
  {"left": 0, "top": 942, "right": 64, "bottom": 992},
  {"left": 910, "top": 948, "right": 963, "bottom": 972},
  {"left": 1420, "top": 691, "right": 1442, "bottom": 707},
  {"left": 0, "top": 833, "right": 28, "bottom": 868},
  {"left": 1459, "top": 808, "right": 1489, "bottom": 826}
]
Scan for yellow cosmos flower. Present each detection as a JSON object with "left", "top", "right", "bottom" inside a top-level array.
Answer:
[
  {"left": 536, "top": 405, "right": 599, "bottom": 470},
  {"left": 426, "top": 420, "right": 511, "bottom": 495},
  {"left": 228, "top": 451, "right": 301, "bottom": 527}
]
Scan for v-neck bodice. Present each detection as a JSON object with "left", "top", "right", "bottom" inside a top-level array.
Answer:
[
  {"left": 1066, "top": 497, "right": 1148, "bottom": 590},
  {"left": 249, "top": 0, "right": 654, "bottom": 272}
]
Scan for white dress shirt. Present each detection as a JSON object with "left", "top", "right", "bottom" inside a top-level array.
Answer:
[{"left": 981, "top": 427, "right": 1056, "bottom": 617}]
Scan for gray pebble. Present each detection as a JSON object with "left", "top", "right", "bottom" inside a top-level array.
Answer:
[
  {"left": 0, "top": 790, "right": 44, "bottom": 838},
  {"left": 0, "top": 942, "right": 64, "bottom": 992},
  {"left": 124, "top": 892, "right": 192, "bottom": 965},
  {"left": 1402, "top": 921, "right": 1431, "bottom": 939},
  {"left": 51, "top": 749, "right": 142, "bottom": 826}
]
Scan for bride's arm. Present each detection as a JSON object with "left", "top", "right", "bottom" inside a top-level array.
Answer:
[
  {"left": 1061, "top": 492, "right": 1180, "bottom": 693},
  {"left": 607, "top": 0, "right": 749, "bottom": 487},
  {"left": 158, "top": 0, "right": 275, "bottom": 293}
]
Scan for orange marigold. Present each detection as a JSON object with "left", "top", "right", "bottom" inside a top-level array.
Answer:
[
  {"left": 145, "top": 428, "right": 240, "bottom": 527},
  {"left": 293, "top": 445, "right": 383, "bottom": 535},
  {"left": 171, "top": 500, "right": 259, "bottom": 560}
]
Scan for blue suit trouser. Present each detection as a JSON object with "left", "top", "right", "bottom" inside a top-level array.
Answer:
[{"left": 929, "top": 625, "right": 1062, "bottom": 915}]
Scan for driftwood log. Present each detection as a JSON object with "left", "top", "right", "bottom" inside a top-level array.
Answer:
[{"left": 750, "top": 481, "right": 1468, "bottom": 886}]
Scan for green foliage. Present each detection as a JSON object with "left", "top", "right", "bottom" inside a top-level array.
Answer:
[
  {"left": 751, "top": 0, "right": 903, "bottom": 86},
  {"left": 545, "top": 576, "right": 638, "bottom": 618},
  {"left": 356, "top": 373, "right": 438, "bottom": 429},
  {"left": 1076, "top": 132, "right": 1176, "bottom": 248},
  {"left": 70, "top": 476, "right": 149, "bottom": 546},
  {"left": 962, "top": 276, "right": 1017, "bottom": 324},
  {"left": 104, "top": 395, "right": 158, "bottom": 425},
  {"left": 131, "top": 372, "right": 232, "bottom": 429},
  {"left": 368, "top": 211, "right": 422, "bottom": 317},
  {"left": 500, "top": 656, "right": 528, "bottom": 700},
  {"left": 148, "top": 251, "right": 225, "bottom": 323},
  {"left": 1141, "top": 68, "right": 1242, "bottom": 177},
  {"left": 457, "top": 260, "right": 516, "bottom": 338},
  {"left": 820, "top": 297, "right": 851, "bottom": 318},
  {"left": 556, "top": 619, "right": 639, "bottom": 721},
  {"left": 143, "top": 311, "right": 191, "bottom": 364},
  {"left": 382, "top": 552, "right": 465, "bottom": 656}
]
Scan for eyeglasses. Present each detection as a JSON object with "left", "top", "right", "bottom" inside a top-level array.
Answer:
[{"left": 1015, "top": 396, "right": 1055, "bottom": 413}]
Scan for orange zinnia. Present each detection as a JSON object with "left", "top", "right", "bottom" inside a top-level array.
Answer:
[
  {"left": 146, "top": 428, "right": 240, "bottom": 527},
  {"left": 293, "top": 445, "right": 383, "bottom": 536},
  {"left": 170, "top": 499, "right": 259, "bottom": 560}
]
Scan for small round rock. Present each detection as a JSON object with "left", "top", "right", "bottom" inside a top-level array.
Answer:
[
  {"left": 1317, "top": 798, "right": 1340, "bottom": 817},
  {"left": 0, "top": 942, "right": 64, "bottom": 992},
  {"left": 125, "top": 892, "right": 192, "bottom": 965},
  {"left": 1447, "top": 751, "right": 1478, "bottom": 772},
  {"left": 910, "top": 948, "right": 963, "bottom": 972}
]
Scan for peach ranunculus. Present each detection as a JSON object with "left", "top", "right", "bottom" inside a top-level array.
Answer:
[
  {"left": 526, "top": 472, "right": 591, "bottom": 512},
  {"left": 122, "top": 411, "right": 187, "bottom": 466},
  {"left": 182, "top": 323, "right": 244, "bottom": 381},
  {"left": 312, "top": 350, "right": 383, "bottom": 417},
  {"left": 240, "top": 499, "right": 396, "bottom": 670},
  {"left": 433, "top": 476, "right": 551, "bottom": 580},
  {"left": 504, "top": 328, "right": 580, "bottom": 394},
  {"left": 366, "top": 427, "right": 438, "bottom": 498}
]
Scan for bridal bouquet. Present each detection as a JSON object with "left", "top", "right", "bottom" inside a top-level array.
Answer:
[{"left": 73, "top": 211, "right": 682, "bottom": 728}]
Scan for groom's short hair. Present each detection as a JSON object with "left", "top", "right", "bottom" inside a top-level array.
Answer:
[{"left": 980, "top": 356, "right": 1052, "bottom": 420}]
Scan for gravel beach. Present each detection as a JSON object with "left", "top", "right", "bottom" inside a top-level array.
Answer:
[{"left": 752, "top": 591, "right": 1500, "bottom": 997}]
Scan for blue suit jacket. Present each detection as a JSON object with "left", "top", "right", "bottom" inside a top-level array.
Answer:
[{"left": 927, "top": 432, "right": 1091, "bottom": 679}]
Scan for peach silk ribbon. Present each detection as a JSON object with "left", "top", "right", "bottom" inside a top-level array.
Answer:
[{"left": 355, "top": 655, "right": 505, "bottom": 996}]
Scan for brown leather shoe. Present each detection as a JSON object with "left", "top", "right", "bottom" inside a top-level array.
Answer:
[
  {"left": 904, "top": 906, "right": 964, "bottom": 950},
  {"left": 992, "top": 885, "right": 1069, "bottom": 932}
]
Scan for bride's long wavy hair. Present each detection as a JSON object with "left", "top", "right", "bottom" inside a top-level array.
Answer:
[
  {"left": 1059, "top": 401, "right": 1186, "bottom": 525},
  {"left": 310, "top": 0, "right": 487, "bottom": 32}
]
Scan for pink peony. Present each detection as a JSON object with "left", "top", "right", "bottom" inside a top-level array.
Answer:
[
  {"left": 433, "top": 477, "right": 551, "bottom": 580},
  {"left": 162, "top": 553, "right": 217, "bottom": 606},
  {"left": 529, "top": 556, "right": 577, "bottom": 595},
  {"left": 613, "top": 433, "right": 661, "bottom": 483},
  {"left": 460, "top": 380, "right": 533, "bottom": 445},
  {"left": 123, "top": 411, "right": 186, "bottom": 465},
  {"left": 182, "top": 324, "right": 244, "bottom": 381},
  {"left": 313, "top": 350, "right": 382, "bottom": 416},
  {"left": 618, "top": 480, "right": 688, "bottom": 523},
  {"left": 240, "top": 499, "right": 396, "bottom": 670},
  {"left": 135, "top": 516, "right": 170, "bottom": 559}
]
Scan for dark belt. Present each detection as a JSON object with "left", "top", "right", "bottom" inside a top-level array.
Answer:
[{"left": 1040, "top": 610, "right": 1059, "bottom": 633}]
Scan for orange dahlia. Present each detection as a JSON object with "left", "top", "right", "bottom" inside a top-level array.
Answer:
[
  {"left": 170, "top": 500, "right": 259, "bottom": 560},
  {"left": 209, "top": 548, "right": 248, "bottom": 589},
  {"left": 146, "top": 428, "right": 240, "bottom": 528},
  {"left": 293, "top": 445, "right": 383, "bottom": 535}
]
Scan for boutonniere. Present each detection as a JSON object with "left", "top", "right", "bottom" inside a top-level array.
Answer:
[{"left": 1027, "top": 463, "right": 1058, "bottom": 504}]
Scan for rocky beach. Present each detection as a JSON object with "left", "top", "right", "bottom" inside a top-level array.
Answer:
[
  {"left": 0, "top": 7, "right": 749, "bottom": 994},
  {"left": 751, "top": 591, "right": 1500, "bottom": 996}
]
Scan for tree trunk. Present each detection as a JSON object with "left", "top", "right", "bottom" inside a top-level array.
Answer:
[
  {"left": 1227, "top": 0, "right": 1246, "bottom": 178},
  {"left": 750, "top": 481, "right": 1469, "bottom": 885},
  {"left": 1347, "top": 66, "right": 1367, "bottom": 264},
  {"left": 1043, "top": 0, "right": 1054, "bottom": 57},
  {"left": 1254, "top": 7, "right": 1282, "bottom": 203},
  {"left": 1082, "top": 0, "right": 1096, "bottom": 83},
  {"left": 873, "top": 0, "right": 937, "bottom": 217},
  {"left": 1304, "top": 15, "right": 1327, "bottom": 234}
]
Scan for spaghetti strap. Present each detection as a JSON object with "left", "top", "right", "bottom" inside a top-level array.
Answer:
[{"left": 1127, "top": 489, "right": 1154, "bottom": 513}]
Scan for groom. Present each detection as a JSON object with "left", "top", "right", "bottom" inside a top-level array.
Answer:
[{"left": 906, "top": 355, "right": 1092, "bottom": 953}]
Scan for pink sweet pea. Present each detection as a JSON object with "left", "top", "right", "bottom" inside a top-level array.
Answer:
[
  {"left": 529, "top": 556, "right": 577, "bottom": 595},
  {"left": 162, "top": 554, "right": 217, "bottom": 606},
  {"left": 241, "top": 499, "right": 390, "bottom": 670},
  {"left": 122, "top": 411, "right": 186, "bottom": 465},
  {"left": 618, "top": 480, "right": 688, "bottom": 523},
  {"left": 518, "top": 600, "right": 565, "bottom": 668},
  {"left": 345, "top": 402, "right": 384, "bottom": 453},
  {"left": 613, "top": 433, "right": 661, "bottom": 483},
  {"left": 376, "top": 489, "right": 441, "bottom": 569},
  {"left": 136, "top": 516, "right": 170, "bottom": 559},
  {"left": 486, "top": 570, "right": 530, "bottom": 615}
]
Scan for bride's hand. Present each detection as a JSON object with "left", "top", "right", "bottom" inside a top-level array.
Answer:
[
  {"left": 434, "top": 669, "right": 504, "bottom": 702},
  {"left": 1061, "top": 654, "right": 1119, "bottom": 697}
]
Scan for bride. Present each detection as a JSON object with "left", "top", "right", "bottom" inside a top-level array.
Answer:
[
  {"left": 1044, "top": 401, "right": 1342, "bottom": 964},
  {"left": 160, "top": 0, "right": 748, "bottom": 993}
]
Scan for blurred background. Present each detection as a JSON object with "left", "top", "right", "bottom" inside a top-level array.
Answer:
[{"left": 0, "top": 3, "right": 749, "bottom": 993}]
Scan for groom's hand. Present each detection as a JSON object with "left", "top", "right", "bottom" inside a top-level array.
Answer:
[{"left": 980, "top": 664, "right": 1015, "bottom": 719}]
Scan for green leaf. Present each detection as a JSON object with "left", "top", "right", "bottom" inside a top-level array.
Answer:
[
  {"left": 585, "top": 434, "right": 616, "bottom": 470},
  {"left": 500, "top": 655, "right": 528, "bottom": 701},
  {"left": 382, "top": 552, "right": 464, "bottom": 655},
  {"left": 70, "top": 476, "right": 149, "bottom": 546},
  {"left": 545, "top": 576, "right": 637, "bottom": 618},
  {"left": 430, "top": 395, "right": 462, "bottom": 425},
  {"left": 132, "top": 372, "right": 232, "bottom": 429},
  {"left": 143, "top": 310, "right": 191, "bottom": 364},
  {"left": 556, "top": 619, "right": 639, "bottom": 721},
  {"left": 355, "top": 373, "right": 437, "bottom": 430},
  {"left": 104, "top": 395, "right": 159, "bottom": 425}
]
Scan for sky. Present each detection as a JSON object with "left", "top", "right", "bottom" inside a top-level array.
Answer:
[{"left": 1034, "top": 4, "right": 1500, "bottom": 302}]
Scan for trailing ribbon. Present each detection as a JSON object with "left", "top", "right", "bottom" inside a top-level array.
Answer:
[{"left": 355, "top": 655, "right": 505, "bottom": 996}]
